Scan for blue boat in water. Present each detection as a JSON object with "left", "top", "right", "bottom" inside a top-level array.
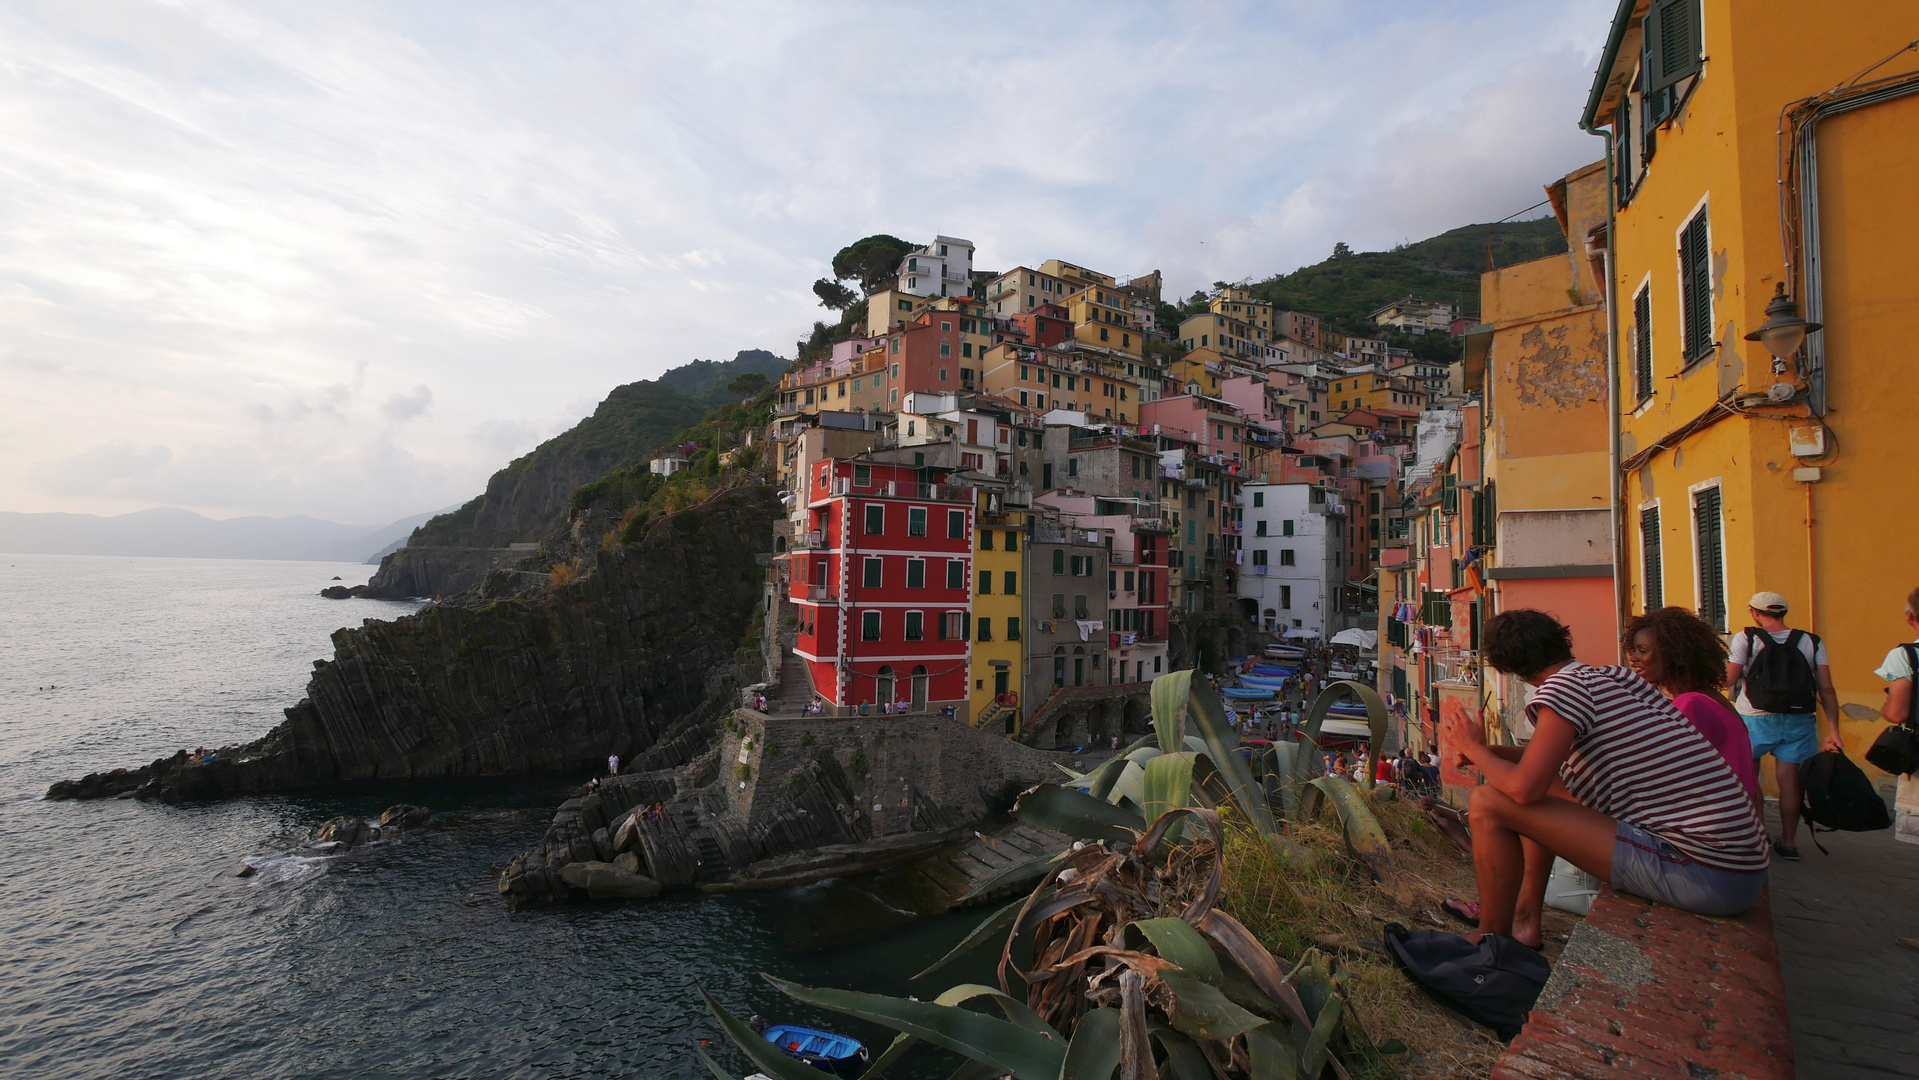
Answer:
[{"left": 763, "top": 1023, "right": 871, "bottom": 1075}]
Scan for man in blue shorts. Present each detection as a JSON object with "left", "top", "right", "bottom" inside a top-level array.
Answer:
[{"left": 1726, "top": 591, "right": 1841, "bottom": 860}]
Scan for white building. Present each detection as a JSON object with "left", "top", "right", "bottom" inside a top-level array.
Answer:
[
  {"left": 1237, "top": 482, "right": 1346, "bottom": 637},
  {"left": 1369, "top": 295, "right": 1460, "bottom": 334},
  {"left": 649, "top": 455, "right": 691, "bottom": 476},
  {"left": 896, "top": 235, "right": 976, "bottom": 298}
]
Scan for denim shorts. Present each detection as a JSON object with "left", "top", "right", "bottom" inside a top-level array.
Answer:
[
  {"left": 1611, "top": 821, "right": 1767, "bottom": 916},
  {"left": 1743, "top": 712, "right": 1818, "bottom": 765}
]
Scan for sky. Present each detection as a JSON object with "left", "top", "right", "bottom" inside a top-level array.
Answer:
[{"left": 0, "top": 0, "right": 1615, "bottom": 526}]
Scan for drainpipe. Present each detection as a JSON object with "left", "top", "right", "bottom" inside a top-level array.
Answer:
[{"left": 1582, "top": 120, "right": 1628, "bottom": 661}]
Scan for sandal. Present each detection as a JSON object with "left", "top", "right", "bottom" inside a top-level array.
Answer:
[{"left": 1441, "top": 898, "right": 1480, "bottom": 926}]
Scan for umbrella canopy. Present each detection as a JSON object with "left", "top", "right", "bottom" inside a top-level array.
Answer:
[{"left": 1330, "top": 628, "right": 1378, "bottom": 648}]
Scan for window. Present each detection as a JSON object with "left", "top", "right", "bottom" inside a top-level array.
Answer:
[
  {"left": 1252, "top": 491, "right": 1263, "bottom": 508},
  {"left": 1252, "top": 550, "right": 1267, "bottom": 566},
  {"left": 907, "top": 507, "right": 927, "bottom": 536},
  {"left": 947, "top": 509, "right": 965, "bottom": 538},
  {"left": 1632, "top": 285, "right": 1653, "bottom": 401},
  {"left": 1052, "top": 593, "right": 1066, "bottom": 617},
  {"left": 1694, "top": 486, "right": 1726, "bottom": 630},
  {"left": 1004, "top": 571, "right": 1017, "bottom": 594},
  {"left": 1282, "top": 520, "right": 1294, "bottom": 537},
  {"left": 1052, "top": 549, "right": 1065, "bottom": 575},
  {"left": 905, "top": 611, "right": 923, "bottom": 641},
  {"left": 977, "top": 570, "right": 991, "bottom": 594},
  {"left": 979, "top": 529, "right": 993, "bottom": 551},
  {"left": 854, "top": 464, "right": 871, "bottom": 486},
  {"left": 1255, "top": 520, "right": 1267, "bottom": 537},
  {"left": 1280, "top": 585, "right": 1292, "bottom": 609},
  {"left": 941, "top": 611, "right": 965, "bottom": 639},
  {"left": 861, "top": 610, "right": 882, "bottom": 640},
  {"left": 1679, "top": 207, "right": 1713, "bottom": 363},
  {"left": 863, "top": 503, "right": 883, "bottom": 534},
  {"left": 1279, "top": 549, "right": 1295, "bottom": 566},
  {"left": 862, "top": 557, "right": 882, "bottom": 588},
  {"left": 1644, "top": 0, "right": 1703, "bottom": 95},
  {"left": 1074, "top": 594, "right": 1089, "bottom": 619},
  {"left": 907, "top": 559, "right": 925, "bottom": 588},
  {"left": 1006, "top": 617, "right": 1020, "bottom": 641},
  {"left": 940, "top": 344, "right": 951, "bottom": 358},
  {"left": 1068, "top": 457, "right": 1078, "bottom": 477},
  {"left": 1005, "top": 530, "right": 1018, "bottom": 551},
  {"left": 1640, "top": 506, "right": 1664, "bottom": 610}
]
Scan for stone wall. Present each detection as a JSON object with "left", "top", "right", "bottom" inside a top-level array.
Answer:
[{"left": 725, "top": 709, "right": 1090, "bottom": 839}]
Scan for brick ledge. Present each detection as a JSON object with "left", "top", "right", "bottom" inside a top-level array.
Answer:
[{"left": 1492, "top": 885, "right": 1793, "bottom": 1079}]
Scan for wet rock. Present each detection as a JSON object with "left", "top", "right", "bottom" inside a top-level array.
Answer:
[
  {"left": 613, "top": 813, "right": 642, "bottom": 853},
  {"left": 233, "top": 863, "right": 257, "bottom": 878},
  {"left": 580, "top": 794, "right": 606, "bottom": 833},
  {"left": 379, "top": 803, "right": 430, "bottom": 828},
  {"left": 319, "top": 585, "right": 355, "bottom": 599},
  {"left": 313, "top": 816, "right": 367, "bottom": 847},
  {"left": 558, "top": 861, "right": 662, "bottom": 900},
  {"left": 590, "top": 827, "right": 614, "bottom": 862},
  {"left": 613, "top": 852, "right": 641, "bottom": 874}
]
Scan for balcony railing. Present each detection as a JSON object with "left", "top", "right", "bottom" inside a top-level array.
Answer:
[{"left": 829, "top": 478, "right": 971, "bottom": 501}]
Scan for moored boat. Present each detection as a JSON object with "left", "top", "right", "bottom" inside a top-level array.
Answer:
[{"left": 762, "top": 1023, "right": 870, "bottom": 1075}]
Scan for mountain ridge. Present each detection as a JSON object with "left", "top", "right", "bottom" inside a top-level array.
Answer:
[{"left": 0, "top": 507, "right": 443, "bottom": 564}]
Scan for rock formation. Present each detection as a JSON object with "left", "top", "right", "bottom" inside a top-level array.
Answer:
[{"left": 48, "top": 485, "right": 781, "bottom": 802}]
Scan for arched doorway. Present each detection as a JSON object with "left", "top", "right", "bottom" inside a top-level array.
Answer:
[
  {"left": 876, "top": 665, "right": 895, "bottom": 707},
  {"left": 1087, "top": 702, "right": 1113, "bottom": 743},
  {"left": 1051, "top": 712, "right": 1077, "bottom": 748},
  {"left": 1237, "top": 597, "right": 1258, "bottom": 625},
  {"left": 910, "top": 665, "right": 928, "bottom": 710},
  {"left": 1263, "top": 607, "right": 1277, "bottom": 632}
]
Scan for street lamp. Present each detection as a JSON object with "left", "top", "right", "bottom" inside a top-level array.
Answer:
[{"left": 1744, "top": 282, "right": 1822, "bottom": 376}]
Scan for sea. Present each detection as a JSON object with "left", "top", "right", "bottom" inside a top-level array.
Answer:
[{"left": 0, "top": 554, "right": 994, "bottom": 1080}]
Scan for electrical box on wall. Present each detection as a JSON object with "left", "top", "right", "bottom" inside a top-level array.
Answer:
[{"left": 1788, "top": 425, "right": 1826, "bottom": 458}]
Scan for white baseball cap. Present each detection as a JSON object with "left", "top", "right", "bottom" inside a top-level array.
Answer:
[{"left": 1748, "top": 591, "right": 1790, "bottom": 615}]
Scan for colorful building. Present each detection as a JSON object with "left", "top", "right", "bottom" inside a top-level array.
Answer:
[
  {"left": 969, "top": 484, "right": 1029, "bottom": 732},
  {"left": 1586, "top": 0, "right": 1919, "bottom": 759},
  {"left": 791, "top": 457, "right": 973, "bottom": 712}
]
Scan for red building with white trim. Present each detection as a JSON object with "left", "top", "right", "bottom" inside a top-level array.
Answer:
[{"left": 791, "top": 457, "right": 974, "bottom": 711}]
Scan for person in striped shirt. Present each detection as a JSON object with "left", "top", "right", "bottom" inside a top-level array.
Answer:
[{"left": 1453, "top": 610, "right": 1770, "bottom": 946}]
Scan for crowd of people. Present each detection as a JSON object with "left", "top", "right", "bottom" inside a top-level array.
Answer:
[{"left": 1446, "top": 586, "right": 1918, "bottom": 945}]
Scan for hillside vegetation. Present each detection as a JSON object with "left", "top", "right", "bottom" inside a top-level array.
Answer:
[
  {"left": 1244, "top": 216, "right": 1567, "bottom": 334},
  {"left": 409, "top": 350, "right": 787, "bottom": 548}
]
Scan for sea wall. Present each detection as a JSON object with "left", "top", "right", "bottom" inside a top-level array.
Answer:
[
  {"left": 498, "top": 708, "right": 1087, "bottom": 903},
  {"left": 49, "top": 485, "right": 782, "bottom": 802}
]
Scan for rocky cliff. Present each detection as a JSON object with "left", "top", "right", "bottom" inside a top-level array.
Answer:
[
  {"left": 49, "top": 485, "right": 782, "bottom": 802},
  {"left": 354, "top": 351, "right": 785, "bottom": 598}
]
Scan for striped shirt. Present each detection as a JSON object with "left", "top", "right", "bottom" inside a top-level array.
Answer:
[{"left": 1528, "top": 663, "right": 1769, "bottom": 873}]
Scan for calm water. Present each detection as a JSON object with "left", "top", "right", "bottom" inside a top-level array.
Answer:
[{"left": 0, "top": 554, "right": 993, "bottom": 1080}]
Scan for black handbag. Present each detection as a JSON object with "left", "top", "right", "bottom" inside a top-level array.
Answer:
[{"left": 1865, "top": 645, "right": 1919, "bottom": 776}]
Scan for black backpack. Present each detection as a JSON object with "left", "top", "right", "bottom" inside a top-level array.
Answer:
[
  {"left": 1801, "top": 750, "right": 1891, "bottom": 847},
  {"left": 1383, "top": 924, "right": 1551, "bottom": 1039},
  {"left": 1740, "top": 628, "right": 1820, "bottom": 714},
  {"left": 1865, "top": 644, "right": 1919, "bottom": 776}
]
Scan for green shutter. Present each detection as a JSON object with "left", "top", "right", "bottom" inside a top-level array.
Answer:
[
  {"left": 1694, "top": 488, "right": 1725, "bottom": 630},
  {"left": 1640, "top": 507, "right": 1664, "bottom": 611},
  {"left": 1633, "top": 286, "right": 1654, "bottom": 400},
  {"left": 1646, "top": 0, "right": 1703, "bottom": 94},
  {"left": 1680, "top": 211, "right": 1713, "bottom": 361}
]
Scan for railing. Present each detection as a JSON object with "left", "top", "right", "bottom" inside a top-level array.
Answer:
[
  {"left": 796, "top": 529, "right": 825, "bottom": 549},
  {"left": 828, "top": 478, "right": 971, "bottom": 501},
  {"left": 1130, "top": 517, "right": 1172, "bottom": 534},
  {"left": 1107, "top": 549, "right": 1135, "bottom": 565}
]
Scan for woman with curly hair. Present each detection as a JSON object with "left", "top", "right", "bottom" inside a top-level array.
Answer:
[{"left": 1625, "top": 606, "right": 1760, "bottom": 798}]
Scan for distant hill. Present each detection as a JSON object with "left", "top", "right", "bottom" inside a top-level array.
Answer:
[
  {"left": 1245, "top": 217, "right": 1568, "bottom": 334},
  {"left": 408, "top": 349, "right": 788, "bottom": 548},
  {"left": 0, "top": 507, "right": 443, "bottom": 563}
]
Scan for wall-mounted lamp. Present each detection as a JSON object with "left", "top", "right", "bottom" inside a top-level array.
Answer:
[{"left": 1743, "top": 282, "right": 1822, "bottom": 376}]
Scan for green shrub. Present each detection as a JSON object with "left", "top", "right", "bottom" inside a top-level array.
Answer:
[{"left": 849, "top": 748, "right": 869, "bottom": 781}]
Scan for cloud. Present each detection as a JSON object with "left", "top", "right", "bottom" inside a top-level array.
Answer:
[
  {"left": 382, "top": 384, "right": 434, "bottom": 423},
  {"left": 0, "top": 0, "right": 1619, "bottom": 521}
]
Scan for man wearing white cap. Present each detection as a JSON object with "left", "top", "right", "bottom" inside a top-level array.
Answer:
[{"left": 1726, "top": 590, "right": 1841, "bottom": 860}]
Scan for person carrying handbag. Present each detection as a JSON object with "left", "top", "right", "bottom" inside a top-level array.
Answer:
[{"left": 1870, "top": 586, "right": 1919, "bottom": 844}]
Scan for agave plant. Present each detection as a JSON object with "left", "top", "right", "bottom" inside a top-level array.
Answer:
[
  {"left": 692, "top": 674, "right": 1412, "bottom": 1080},
  {"left": 698, "top": 807, "right": 1393, "bottom": 1080}
]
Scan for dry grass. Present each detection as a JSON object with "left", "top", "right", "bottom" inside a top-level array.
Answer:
[
  {"left": 547, "top": 561, "right": 580, "bottom": 588},
  {"left": 1217, "top": 795, "right": 1581, "bottom": 1079}
]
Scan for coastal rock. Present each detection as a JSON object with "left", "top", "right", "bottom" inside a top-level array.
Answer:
[
  {"left": 379, "top": 803, "right": 430, "bottom": 828},
  {"left": 313, "top": 816, "right": 368, "bottom": 846},
  {"left": 558, "top": 860, "right": 663, "bottom": 900},
  {"left": 613, "top": 813, "right": 642, "bottom": 854},
  {"left": 319, "top": 585, "right": 355, "bottom": 600},
  {"left": 579, "top": 794, "right": 606, "bottom": 833},
  {"left": 613, "top": 852, "right": 641, "bottom": 874},
  {"left": 49, "top": 486, "right": 780, "bottom": 802},
  {"left": 590, "top": 827, "right": 614, "bottom": 862}
]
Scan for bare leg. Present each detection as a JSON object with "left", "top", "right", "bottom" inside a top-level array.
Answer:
[
  {"left": 1468, "top": 784, "right": 1616, "bottom": 943},
  {"left": 1776, "top": 760, "right": 1804, "bottom": 846},
  {"left": 1750, "top": 757, "right": 1766, "bottom": 831},
  {"left": 1510, "top": 836, "right": 1553, "bottom": 948}
]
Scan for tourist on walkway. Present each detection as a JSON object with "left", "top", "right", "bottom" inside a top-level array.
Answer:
[
  {"left": 607, "top": 753, "right": 620, "bottom": 776},
  {"left": 1456, "top": 610, "right": 1768, "bottom": 946},
  {"left": 1726, "top": 591, "right": 1842, "bottom": 860},
  {"left": 1625, "top": 606, "right": 1760, "bottom": 799},
  {"left": 1875, "top": 585, "right": 1919, "bottom": 844}
]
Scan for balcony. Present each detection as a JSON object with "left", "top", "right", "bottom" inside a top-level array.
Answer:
[
  {"left": 829, "top": 478, "right": 971, "bottom": 502},
  {"left": 774, "top": 398, "right": 804, "bottom": 417},
  {"left": 796, "top": 529, "right": 826, "bottom": 550},
  {"left": 1130, "top": 516, "right": 1172, "bottom": 534}
]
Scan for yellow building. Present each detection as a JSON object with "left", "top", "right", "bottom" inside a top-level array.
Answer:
[
  {"left": 1065, "top": 286, "right": 1143, "bottom": 357},
  {"left": 1167, "top": 349, "right": 1227, "bottom": 397},
  {"left": 971, "top": 485, "right": 1028, "bottom": 730},
  {"left": 1588, "top": 0, "right": 1919, "bottom": 761},
  {"left": 1326, "top": 370, "right": 1430, "bottom": 413}
]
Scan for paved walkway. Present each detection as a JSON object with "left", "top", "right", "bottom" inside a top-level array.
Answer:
[{"left": 1767, "top": 797, "right": 1919, "bottom": 1078}]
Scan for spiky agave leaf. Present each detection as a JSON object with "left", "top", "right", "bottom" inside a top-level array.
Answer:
[
  {"left": 1140, "top": 752, "right": 1196, "bottom": 826},
  {"left": 1181, "top": 673, "right": 1286, "bottom": 840},
  {"left": 695, "top": 983, "right": 844, "bottom": 1080},
  {"left": 1013, "top": 782, "right": 1144, "bottom": 843},
  {"left": 916, "top": 896, "right": 1028, "bottom": 981},
  {"left": 1151, "top": 669, "right": 1196, "bottom": 754},
  {"left": 1059, "top": 1007, "right": 1123, "bottom": 1080},
  {"left": 1305, "top": 775, "right": 1395, "bottom": 883}
]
